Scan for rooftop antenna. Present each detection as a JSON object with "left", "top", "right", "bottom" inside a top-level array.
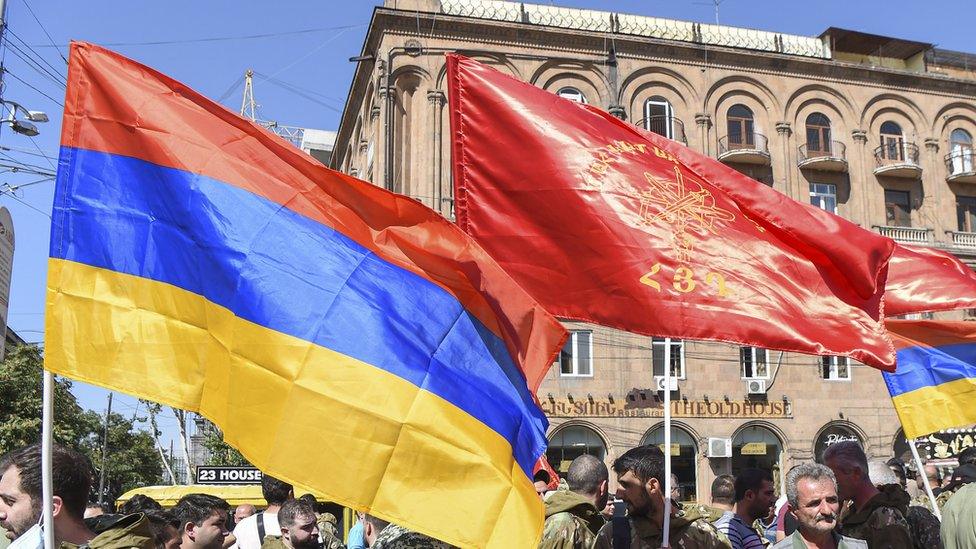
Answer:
[
  {"left": 241, "top": 69, "right": 258, "bottom": 121},
  {"left": 694, "top": 0, "right": 729, "bottom": 25}
]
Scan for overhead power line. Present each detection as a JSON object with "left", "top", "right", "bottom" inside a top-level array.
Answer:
[
  {"left": 3, "top": 68, "right": 64, "bottom": 106},
  {"left": 20, "top": 0, "right": 67, "bottom": 63},
  {"left": 5, "top": 28, "right": 66, "bottom": 84},
  {"left": 32, "top": 24, "right": 368, "bottom": 48}
]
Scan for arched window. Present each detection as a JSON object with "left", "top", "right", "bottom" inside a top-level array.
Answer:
[
  {"left": 557, "top": 87, "right": 587, "bottom": 104},
  {"left": 642, "top": 425, "right": 698, "bottom": 502},
  {"left": 546, "top": 425, "right": 606, "bottom": 475},
  {"left": 732, "top": 425, "right": 784, "bottom": 488},
  {"left": 805, "top": 113, "right": 832, "bottom": 156},
  {"left": 880, "top": 121, "right": 905, "bottom": 162},
  {"left": 727, "top": 104, "right": 755, "bottom": 148},
  {"left": 644, "top": 96, "right": 674, "bottom": 139},
  {"left": 814, "top": 422, "right": 862, "bottom": 462},
  {"left": 950, "top": 129, "right": 974, "bottom": 175}
]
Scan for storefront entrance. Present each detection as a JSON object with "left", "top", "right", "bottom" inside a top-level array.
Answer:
[{"left": 642, "top": 424, "right": 698, "bottom": 502}]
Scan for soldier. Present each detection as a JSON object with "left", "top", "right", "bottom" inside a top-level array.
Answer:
[
  {"left": 770, "top": 463, "right": 866, "bottom": 549},
  {"left": 362, "top": 514, "right": 453, "bottom": 549},
  {"left": 538, "top": 454, "right": 608, "bottom": 549},
  {"left": 823, "top": 441, "right": 912, "bottom": 548},
  {"left": 273, "top": 499, "right": 318, "bottom": 549},
  {"left": 935, "top": 463, "right": 976, "bottom": 510},
  {"left": 173, "top": 494, "right": 232, "bottom": 549},
  {"left": 593, "top": 445, "right": 731, "bottom": 548},
  {"left": 868, "top": 459, "right": 942, "bottom": 549},
  {"left": 911, "top": 463, "right": 943, "bottom": 510}
]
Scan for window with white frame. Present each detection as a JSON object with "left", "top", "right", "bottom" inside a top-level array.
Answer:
[
  {"left": 559, "top": 331, "right": 593, "bottom": 376},
  {"left": 740, "top": 347, "right": 769, "bottom": 379},
  {"left": 557, "top": 87, "right": 587, "bottom": 104},
  {"left": 821, "top": 356, "right": 850, "bottom": 381},
  {"left": 809, "top": 183, "right": 837, "bottom": 214},
  {"left": 652, "top": 338, "right": 685, "bottom": 379}
]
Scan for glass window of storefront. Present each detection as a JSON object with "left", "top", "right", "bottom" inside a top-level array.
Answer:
[
  {"left": 547, "top": 425, "right": 607, "bottom": 476},
  {"left": 732, "top": 425, "right": 783, "bottom": 492},
  {"left": 642, "top": 425, "right": 698, "bottom": 502}
]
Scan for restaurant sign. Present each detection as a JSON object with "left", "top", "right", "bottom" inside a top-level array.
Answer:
[
  {"left": 541, "top": 396, "right": 791, "bottom": 419},
  {"left": 917, "top": 429, "right": 976, "bottom": 460}
]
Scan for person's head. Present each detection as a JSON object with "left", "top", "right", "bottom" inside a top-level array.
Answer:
[
  {"left": 532, "top": 470, "right": 551, "bottom": 499},
  {"left": 612, "top": 445, "right": 666, "bottom": 518},
  {"left": 277, "top": 499, "right": 318, "bottom": 549},
  {"left": 84, "top": 503, "right": 105, "bottom": 519},
  {"left": 120, "top": 494, "right": 163, "bottom": 515},
  {"left": 822, "top": 441, "right": 870, "bottom": 502},
  {"left": 232, "top": 504, "right": 255, "bottom": 525},
  {"left": 885, "top": 458, "right": 907, "bottom": 490},
  {"left": 734, "top": 468, "right": 775, "bottom": 521},
  {"left": 710, "top": 474, "right": 735, "bottom": 510},
  {"left": 670, "top": 474, "right": 680, "bottom": 501},
  {"left": 958, "top": 447, "right": 976, "bottom": 467},
  {"left": 172, "top": 494, "right": 229, "bottom": 549},
  {"left": 0, "top": 443, "right": 93, "bottom": 541},
  {"left": 786, "top": 463, "right": 840, "bottom": 538},
  {"left": 362, "top": 514, "right": 390, "bottom": 547},
  {"left": 868, "top": 459, "right": 902, "bottom": 489},
  {"left": 260, "top": 474, "right": 293, "bottom": 507},
  {"left": 918, "top": 464, "right": 941, "bottom": 491},
  {"left": 566, "top": 454, "right": 609, "bottom": 510},
  {"left": 145, "top": 509, "right": 182, "bottom": 549},
  {"left": 945, "top": 463, "right": 976, "bottom": 492}
]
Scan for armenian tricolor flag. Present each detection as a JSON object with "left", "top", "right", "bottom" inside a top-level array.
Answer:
[
  {"left": 45, "top": 42, "right": 566, "bottom": 548},
  {"left": 882, "top": 320, "right": 976, "bottom": 439}
]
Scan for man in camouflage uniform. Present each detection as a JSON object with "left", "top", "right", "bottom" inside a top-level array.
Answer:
[
  {"left": 538, "top": 454, "right": 608, "bottom": 549},
  {"left": 868, "top": 459, "right": 942, "bottom": 549},
  {"left": 593, "top": 445, "right": 731, "bottom": 548},
  {"left": 823, "top": 442, "right": 912, "bottom": 548},
  {"left": 934, "top": 463, "right": 976, "bottom": 510},
  {"left": 363, "top": 515, "right": 453, "bottom": 549}
]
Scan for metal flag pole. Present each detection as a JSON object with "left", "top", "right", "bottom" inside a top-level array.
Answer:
[
  {"left": 662, "top": 339, "right": 672, "bottom": 548},
  {"left": 41, "top": 370, "right": 55, "bottom": 549},
  {"left": 908, "top": 437, "right": 942, "bottom": 520}
]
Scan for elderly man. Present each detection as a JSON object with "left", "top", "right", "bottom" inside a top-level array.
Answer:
[
  {"left": 771, "top": 463, "right": 866, "bottom": 549},
  {"left": 233, "top": 505, "right": 256, "bottom": 527},
  {"left": 823, "top": 441, "right": 912, "bottom": 548}
]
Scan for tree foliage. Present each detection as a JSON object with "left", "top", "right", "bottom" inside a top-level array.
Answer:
[
  {"left": 202, "top": 426, "right": 251, "bottom": 467},
  {"left": 0, "top": 345, "right": 164, "bottom": 502}
]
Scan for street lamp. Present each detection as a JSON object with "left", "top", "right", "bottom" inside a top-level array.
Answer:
[{"left": 1, "top": 99, "right": 48, "bottom": 137}]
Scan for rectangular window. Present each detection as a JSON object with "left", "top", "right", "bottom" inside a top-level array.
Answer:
[
  {"left": 957, "top": 196, "right": 976, "bottom": 233},
  {"left": 740, "top": 347, "right": 769, "bottom": 379},
  {"left": 821, "top": 356, "right": 851, "bottom": 381},
  {"left": 885, "top": 190, "right": 911, "bottom": 227},
  {"left": 645, "top": 100, "right": 674, "bottom": 140},
  {"left": 652, "top": 338, "right": 685, "bottom": 379},
  {"left": 559, "top": 331, "right": 593, "bottom": 376},
  {"left": 809, "top": 183, "right": 838, "bottom": 214}
]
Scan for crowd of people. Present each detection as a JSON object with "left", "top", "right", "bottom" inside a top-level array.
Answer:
[{"left": 1, "top": 441, "right": 975, "bottom": 549}]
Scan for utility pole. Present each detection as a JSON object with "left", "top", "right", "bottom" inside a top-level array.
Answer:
[
  {"left": 241, "top": 69, "right": 257, "bottom": 121},
  {"left": 97, "top": 392, "right": 113, "bottom": 505}
]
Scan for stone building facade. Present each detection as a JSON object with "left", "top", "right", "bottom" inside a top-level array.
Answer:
[{"left": 332, "top": 0, "right": 976, "bottom": 502}]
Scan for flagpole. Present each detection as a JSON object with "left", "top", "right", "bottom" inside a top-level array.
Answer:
[
  {"left": 662, "top": 339, "right": 672, "bottom": 548},
  {"left": 907, "top": 437, "right": 941, "bottom": 520},
  {"left": 41, "top": 370, "right": 55, "bottom": 549}
]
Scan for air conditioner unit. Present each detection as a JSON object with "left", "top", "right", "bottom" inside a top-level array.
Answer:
[
  {"left": 747, "top": 379, "right": 768, "bottom": 395},
  {"left": 707, "top": 437, "right": 732, "bottom": 458},
  {"left": 654, "top": 375, "right": 678, "bottom": 392}
]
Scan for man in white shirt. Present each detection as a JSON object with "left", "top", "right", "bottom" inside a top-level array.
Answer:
[{"left": 231, "top": 474, "right": 292, "bottom": 549}]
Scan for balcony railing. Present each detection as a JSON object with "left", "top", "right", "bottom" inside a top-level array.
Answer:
[
  {"left": 874, "top": 142, "right": 920, "bottom": 167},
  {"left": 797, "top": 141, "right": 848, "bottom": 171},
  {"left": 873, "top": 225, "right": 932, "bottom": 245},
  {"left": 717, "top": 133, "right": 770, "bottom": 164},
  {"left": 946, "top": 147, "right": 976, "bottom": 183},
  {"left": 636, "top": 115, "right": 687, "bottom": 144},
  {"left": 947, "top": 231, "right": 976, "bottom": 249}
]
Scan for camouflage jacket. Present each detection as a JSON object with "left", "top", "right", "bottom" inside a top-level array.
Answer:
[
  {"left": 839, "top": 484, "right": 913, "bottom": 549},
  {"left": 905, "top": 505, "right": 943, "bottom": 549},
  {"left": 61, "top": 514, "right": 156, "bottom": 549},
  {"left": 371, "top": 524, "right": 453, "bottom": 549},
  {"left": 593, "top": 503, "right": 732, "bottom": 549},
  {"left": 538, "top": 488, "right": 605, "bottom": 549},
  {"left": 316, "top": 512, "right": 344, "bottom": 549}
]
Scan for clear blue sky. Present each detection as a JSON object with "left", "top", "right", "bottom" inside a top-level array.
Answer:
[{"left": 5, "top": 0, "right": 974, "bottom": 447}]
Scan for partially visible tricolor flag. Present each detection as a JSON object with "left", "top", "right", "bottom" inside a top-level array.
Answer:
[
  {"left": 447, "top": 54, "right": 898, "bottom": 370},
  {"left": 885, "top": 244, "right": 976, "bottom": 317},
  {"left": 882, "top": 320, "right": 976, "bottom": 439},
  {"left": 46, "top": 42, "right": 567, "bottom": 548}
]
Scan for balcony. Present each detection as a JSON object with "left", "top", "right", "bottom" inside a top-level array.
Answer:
[
  {"left": 946, "top": 147, "right": 976, "bottom": 184},
  {"left": 873, "top": 225, "right": 933, "bottom": 245},
  {"left": 873, "top": 142, "right": 921, "bottom": 178},
  {"left": 718, "top": 133, "right": 770, "bottom": 165},
  {"left": 797, "top": 141, "right": 848, "bottom": 172},
  {"left": 636, "top": 115, "right": 687, "bottom": 145},
  {"left": 947, "top": 231, "right": 976, "bottom": 249}
]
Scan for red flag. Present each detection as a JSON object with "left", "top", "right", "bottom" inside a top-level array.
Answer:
[
  {"left": 886, "top": 244, "right": 976, "bottom": 317},
  {"left": 447, "top": 54, "right": 898, "bottom": 370}
]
